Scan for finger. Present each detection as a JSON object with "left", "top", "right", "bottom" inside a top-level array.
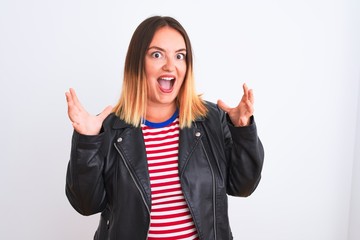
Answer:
[
  {"left": 66, "top": 91, "right": 77, "bottom": 109},
  {"left": 65, "top": 91, "right": 72, "bottom": 103},
  {"left": 66, "top": 90, "right": 81, "bottom": 112},
  {"left": 66, "top": 89, "right": 85, "bottom": 128},
  {"left": 243, "top": 83, "right": 249, "bottom": 100},
  {"left": 245, "top": 96, "right": 254, "bottom": 115},
  {"left": 69, "top": 88, "right": 83, "bottom": 110},
  {"left": 248, "top": 89, "right": 254, "bottom": 104},
  {"left": 246, "top": 101, "right": 254, "bottom": 115},
  {"left": 66, "top": 91, "right": 77, "bottom": 118},
  {"left": 217, "top": 99, "right": 232, "bottom": 113}
]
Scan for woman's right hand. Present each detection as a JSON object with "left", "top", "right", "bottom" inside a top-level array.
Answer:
[{"left": 65, "top": 88, "right": 113, "bottom": 135}]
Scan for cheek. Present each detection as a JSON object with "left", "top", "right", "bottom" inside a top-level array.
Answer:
[
  {"left": 178, "top": 63, "right": 187, "bottom": 77},
  {"left": 146, "top": 63, "right": 166, "bottom": 82},
  {"left": 145, "top": 69, "right": 157, "bottom": 85},
  {"left": 177, "top": 67, "right": 187, "bottom": 86},
  {"left": 145, "top": 58, "right": 158, "bottom": 77}
]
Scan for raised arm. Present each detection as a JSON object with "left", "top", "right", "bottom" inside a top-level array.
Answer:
[
  {"left": 217, "top": 83, "right": 264, "bottom": 196},
  {"left": 65, "top": 88, "right": 112, "bottom": 215}
]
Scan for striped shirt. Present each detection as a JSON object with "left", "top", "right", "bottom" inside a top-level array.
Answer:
[{"left": 142, "top": 112, "right": 199, "bottom": 240}]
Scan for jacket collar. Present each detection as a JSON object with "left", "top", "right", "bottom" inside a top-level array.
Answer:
[{"left": 112, "top": 117, "right": 134, "bottom": 129}]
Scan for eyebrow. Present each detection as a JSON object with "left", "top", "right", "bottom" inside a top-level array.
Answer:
[{"left": 148, "top": 46, "right": 187, "bottom": 53}]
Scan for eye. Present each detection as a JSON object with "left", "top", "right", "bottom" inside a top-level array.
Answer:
[
  {"left": 176, "top": 53, "right": 186, "bottom": 60},
  {"left": 151, "top": 51, "right": 163, "bottom": 59}
]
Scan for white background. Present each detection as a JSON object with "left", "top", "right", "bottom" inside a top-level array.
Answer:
[{"left": 1, "top": 0, "right": 359, "bottom": 239}]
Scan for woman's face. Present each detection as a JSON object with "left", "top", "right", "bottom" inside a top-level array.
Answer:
[{"left": 145, "top": 26, "right": 187, "bottom": 108}]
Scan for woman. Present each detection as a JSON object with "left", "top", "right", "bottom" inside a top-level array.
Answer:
[{"left": 65, "top": 16, "right": 264, "bottom": 240}]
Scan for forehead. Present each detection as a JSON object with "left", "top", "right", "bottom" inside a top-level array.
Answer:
[{"left": 149, "top": 26, "right": 186, "bottom": 49}]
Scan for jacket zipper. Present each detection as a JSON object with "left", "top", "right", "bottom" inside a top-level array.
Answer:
[
  {"left": 114, "top": 143, "right": 151, "bottom": 239},
  {"left": 200, "top": 140, "right": 217, "bottom": 240}
]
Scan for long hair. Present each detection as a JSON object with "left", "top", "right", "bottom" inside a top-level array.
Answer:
[{"left": 113, "top": 16, "right": 207, "bottom": 128}]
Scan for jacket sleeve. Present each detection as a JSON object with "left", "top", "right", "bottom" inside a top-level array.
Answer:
[
  {"left": 65, "top": 130, "right": 107, "bottom": 216},
  {"left": 224, "top": 113, "right": 265, "bottom": 197}
]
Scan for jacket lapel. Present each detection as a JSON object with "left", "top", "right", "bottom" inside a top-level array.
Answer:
[
  {"left": 112, "top": 117, "right": 205, "bottom": 206},
  {"left": 178, "top": 121, "right": 204, "bottom": 175},
  {"left": 113, "top": 120, "right": 151, "bottom": 207}
]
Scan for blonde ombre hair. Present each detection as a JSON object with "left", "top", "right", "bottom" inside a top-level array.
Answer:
[{"left": 113, "top": 16, "right": 207, "bottom": 128}]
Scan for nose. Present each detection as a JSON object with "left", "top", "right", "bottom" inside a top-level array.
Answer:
[{"left": 162, "top": 57, "right": 175, "bottom": 72}]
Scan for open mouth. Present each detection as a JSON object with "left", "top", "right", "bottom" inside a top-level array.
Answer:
[{"left": 157, "top": 76, "right": 175, "bottom": 92}]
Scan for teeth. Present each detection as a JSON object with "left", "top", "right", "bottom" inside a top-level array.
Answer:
[{"left": 159, "top": 77, "right": 174, "bottom": 81}]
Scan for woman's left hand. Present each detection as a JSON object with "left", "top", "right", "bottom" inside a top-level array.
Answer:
[{"left": 217, "top": 83, "right": 254, "bottom": 127}]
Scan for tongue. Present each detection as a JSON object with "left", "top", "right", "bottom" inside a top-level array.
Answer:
[{"left": 158, "top": 79, "right": 172, "bottom": 90}]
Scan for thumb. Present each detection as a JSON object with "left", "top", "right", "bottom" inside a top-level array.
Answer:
[
  {"left": 98, "top": 105, "right": 113, "bottom": 120},
  {"left": 217, "top": 99, "right": 231, "bottom": 113}
]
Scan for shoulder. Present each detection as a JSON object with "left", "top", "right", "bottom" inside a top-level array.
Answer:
[
  {"left": 196, "top": 101, "right": 227, "bottom": 132},
  {"left": 102, "top": 113, "right": 132, "bottom": 130},
  {"left": 102, "top": 113, "right": 118, "bottom": 127},
  {"left": 204, "top": 100, "right": 217, "bottom": 111},
  {"left": 203, "top": 100, "right": 225, "bottom": 121}
]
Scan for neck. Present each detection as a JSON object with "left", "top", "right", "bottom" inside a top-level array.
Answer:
[{"left": 145, "top": 102, "right": 177, "bottom": 123}]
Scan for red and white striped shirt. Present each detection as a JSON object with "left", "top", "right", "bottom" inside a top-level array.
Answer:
[{"left": 142, "top": 114, "right": 199, "bottom": 240}]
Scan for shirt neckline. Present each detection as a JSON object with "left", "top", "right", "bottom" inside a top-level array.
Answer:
[{"left": 143, "top": 109, "right": 179, "bottom": 128}]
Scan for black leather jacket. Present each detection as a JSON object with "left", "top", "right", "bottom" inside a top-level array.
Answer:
[{"left": 66, "top": 102, "right": 264, "bottom": 240}]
